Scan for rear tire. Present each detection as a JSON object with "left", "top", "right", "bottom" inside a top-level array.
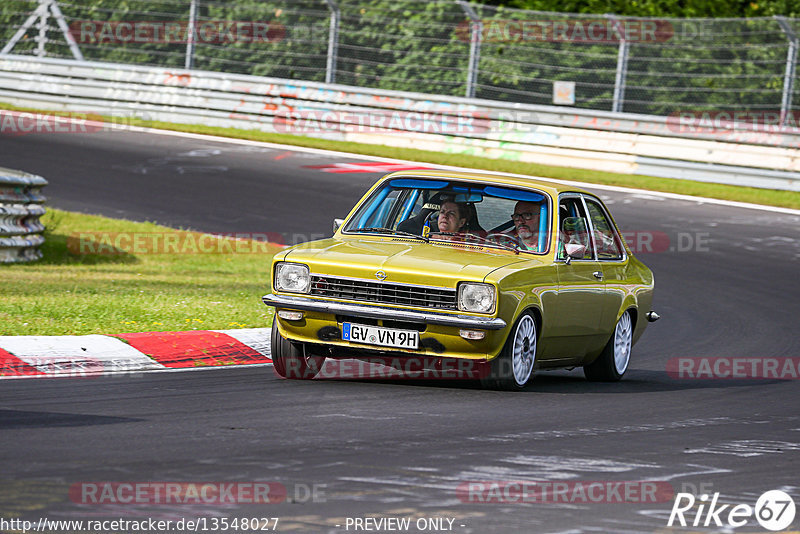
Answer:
[
  {"left": 481, "top": 312, "right": 537, "bottom": 391},
  {"left": 270, "top": 319, "right": 325, "bottom": 379},
  {"left": 584, "top": 310, "right": 633, "bottom": 382}
]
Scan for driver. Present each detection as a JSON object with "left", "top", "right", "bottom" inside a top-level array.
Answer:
[{"left": 511, "top": 201, "right": 540, "bottom": 251}]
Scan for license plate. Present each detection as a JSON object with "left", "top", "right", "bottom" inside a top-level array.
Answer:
[{"left": 342, "top": 323, "right": 419, "bottom": 350}]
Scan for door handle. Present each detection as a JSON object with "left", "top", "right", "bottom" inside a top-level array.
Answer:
[{"left": 593, "top": 271, "right": 604, "bottom": 280}]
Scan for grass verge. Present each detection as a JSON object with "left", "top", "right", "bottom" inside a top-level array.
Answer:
[
  {"left": 0, "top": 209, "right": 279, "bottom": 336},
  {"left": 2, "top": 102, "right": 799, "bottom": 210}
]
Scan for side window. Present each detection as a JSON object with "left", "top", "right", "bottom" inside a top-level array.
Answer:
[
  {"left": 391, "top": 190, "right": 424, "bottom": 229},
  {"left": 395, "top": 191, "right": 441, "bottom": 234},
  {"left": 396, "top": 190, "right": 423, "bottom": 221},
  {"left": 557, "top": 197, "right": 594, "bottom": 260},
  {"left": 367, "top": 190, "right": 403, "bottom": 228},
  {"left": 584, "top": 199, "right": 623, "bottom": 261},
  {"left": 347, "top": 187, "right": 405, "bottom": 231}
]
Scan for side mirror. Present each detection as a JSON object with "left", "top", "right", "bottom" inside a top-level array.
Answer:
[
  {"left": 565, "top": 242, "right": 587, "bottom": 259},
  {"left": 333, "top": 218, "right": 344, "bottom": 233}
]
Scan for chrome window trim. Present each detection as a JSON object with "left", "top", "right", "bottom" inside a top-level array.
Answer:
[{"left": 578, "top": 195, "right": 599, "bottom": 261}]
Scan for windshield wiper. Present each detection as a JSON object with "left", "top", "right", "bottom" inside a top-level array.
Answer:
[
  {"left": 430, "top": 232, "right": 520, "bottom": 254},
  {"left": 351, "top": 227, "right": 429, "bottom": 242}
]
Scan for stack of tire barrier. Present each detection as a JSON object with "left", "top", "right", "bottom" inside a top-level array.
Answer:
[{"left": 0, "top": 167, "right": 48, "bottom": 263}]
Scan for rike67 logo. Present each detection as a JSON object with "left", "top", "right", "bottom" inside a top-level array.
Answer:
[{"left": 668, "top": 490, "right": 795, "bottom": 531}]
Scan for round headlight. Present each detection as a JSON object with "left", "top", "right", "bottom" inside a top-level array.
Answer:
[
  {"left": 275, "top": 262, "right": 311, "bottom": 293},
  {"left": 458, "top": 283, "right": 496, "bottom": 314}
]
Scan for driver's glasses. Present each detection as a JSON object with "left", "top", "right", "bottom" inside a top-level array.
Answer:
[{"left": 512, "top": 212, "right": 535, "bottom": 221}]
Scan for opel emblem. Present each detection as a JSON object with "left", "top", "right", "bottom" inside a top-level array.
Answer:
[{"left": 375, "top": 270, "right": 387, "bottom": 281}]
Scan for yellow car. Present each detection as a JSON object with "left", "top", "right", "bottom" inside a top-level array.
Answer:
[{"left": 263, "top": 170, "right": 658, "bottom": 390}]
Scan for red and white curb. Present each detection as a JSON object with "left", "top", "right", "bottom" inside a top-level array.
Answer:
[{"left": 0, "top": 328, "right": 272, "bottom": 379}]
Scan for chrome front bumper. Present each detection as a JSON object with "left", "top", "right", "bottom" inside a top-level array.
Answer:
[{"left": 263, "top": 293, "right": 507, "bottom": 330}]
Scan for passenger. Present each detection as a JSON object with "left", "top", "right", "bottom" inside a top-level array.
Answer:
[
  {"left": 511, "top": 201, "right": 540, "bottom": 251},
  {"left": 436, "top": 199, "right": 467, "bottom": 234}
]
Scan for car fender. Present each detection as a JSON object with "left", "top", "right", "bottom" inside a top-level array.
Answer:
[{"left": 489, "top": 264, "right": 556, "bottom": 359}]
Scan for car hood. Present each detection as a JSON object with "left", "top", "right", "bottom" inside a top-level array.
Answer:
[{"left": 283, "top": 237, "right": 536, "bottom": 287}]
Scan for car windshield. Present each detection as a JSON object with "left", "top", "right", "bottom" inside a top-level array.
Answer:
[{"left": 343, "top": 178, "right": 551, "bottom": 254}]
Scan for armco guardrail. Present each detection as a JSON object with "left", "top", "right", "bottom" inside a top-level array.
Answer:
[
  {"left": 0, "top": 55, "right": 798, "bottom": 192},
  {"left": 0, "top": 167, "right": 47, "bottom": 263},
  {"left": 2, "top": 1, "right": 797, "bottom": 119}
]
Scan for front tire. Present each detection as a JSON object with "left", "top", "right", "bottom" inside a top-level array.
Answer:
[
  {"left": 584, "top": 310, "right": 633, "bottom": 382},
  {"left": 270, "top": 319, "right": 325, "bottom": 379},
  {"left": 481, "top": 312, "right": 537, "bottom": 391}
]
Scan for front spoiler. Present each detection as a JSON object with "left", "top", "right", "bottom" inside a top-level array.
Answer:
[{"left": 263, "top": 293, "right": 507, "bottom": 330}]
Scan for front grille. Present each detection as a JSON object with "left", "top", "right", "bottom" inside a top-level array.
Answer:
[{"left": 310, "top": 275, "right": 457, "bottom": 310}]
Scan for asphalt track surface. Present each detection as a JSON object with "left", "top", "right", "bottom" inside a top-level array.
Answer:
[{"left": 1, "top": 129, "right": 800, "bottom": 533}]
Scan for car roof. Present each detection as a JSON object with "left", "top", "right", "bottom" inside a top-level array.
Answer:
[{"left": 380, "top": 169, "right": 592, "bottom": 198}]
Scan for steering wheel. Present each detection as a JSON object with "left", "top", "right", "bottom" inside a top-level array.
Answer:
[{"left": 486, "top": 232, "right": 521, "bottom": 248}]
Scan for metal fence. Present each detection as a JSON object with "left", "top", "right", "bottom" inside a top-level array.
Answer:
[{"left": 1, "top": 0, "right": 798, "bottom": 121}]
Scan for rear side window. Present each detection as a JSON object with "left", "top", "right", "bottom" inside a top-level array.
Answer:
[{"left": 585, "top": 199, "right": 624, "bottom": 261}]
